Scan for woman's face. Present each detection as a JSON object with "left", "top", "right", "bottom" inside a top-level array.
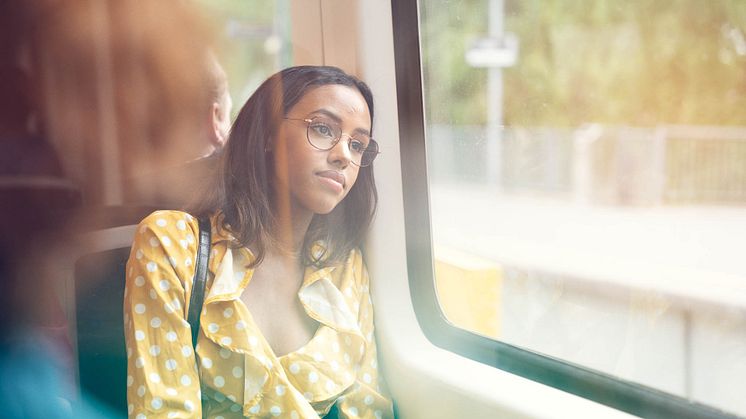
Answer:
[{"left": 272, "top": 84, "right": 371, "bottom": 216}]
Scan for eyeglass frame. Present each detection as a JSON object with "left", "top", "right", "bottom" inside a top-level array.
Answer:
[{"left": 283, "top": 116, "right": 380, "bottom": 167}]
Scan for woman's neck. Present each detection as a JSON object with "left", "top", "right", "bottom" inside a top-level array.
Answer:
[{"left": 270, "top": 197, "right": 314, "bottom": 258}]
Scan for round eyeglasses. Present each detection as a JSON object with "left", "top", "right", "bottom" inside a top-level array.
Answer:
[{"left": 284, "top": 116, "right": 379, "bottom": 167}]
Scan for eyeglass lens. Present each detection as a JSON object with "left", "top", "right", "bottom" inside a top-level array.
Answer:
[{"left": 307, "top": 117, "right": 378, "bottom": 166}]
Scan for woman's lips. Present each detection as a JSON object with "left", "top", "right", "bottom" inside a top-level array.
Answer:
[{"left": 317, "top": 170, "right": 345, "bottom": 193}]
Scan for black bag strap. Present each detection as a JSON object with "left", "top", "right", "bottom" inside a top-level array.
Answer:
[{"left": 187, "top": 216, "right": 211, "bottom": 348}]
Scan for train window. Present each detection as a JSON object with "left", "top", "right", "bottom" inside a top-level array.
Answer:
[
  {"left": 395, "top": 0, "right": 746, "bottom": 417},
  {"left": 195, "top": 0, "right": 293, "bottom": 114}
]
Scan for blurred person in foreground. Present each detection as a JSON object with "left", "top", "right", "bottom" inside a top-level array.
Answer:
[{"left": 0, "top": 0, "right": 221, "bottom": 417}]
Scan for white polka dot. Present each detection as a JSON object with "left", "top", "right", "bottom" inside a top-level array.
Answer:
[
  {"left": 248, "top": 403, "right": 261, "bottom": 414},
  {"left": 186, "top": 234, "right": 195, "bottom": 244},
  {"left": 134, "top": 304, "right": 146, "bottom": 314},
  {"left": 349, "top": 406, "right": 359, "bottom": 416},
  {"left": 149, "top": 345, "right": 161, "bottom": 356},
  {"left": 230, "top": 404, "right": 241, "bottom": 412},
  {"left": 180, "top": 375, "right": 191, "bottom": 386},
  {"left": 171, "top": 299, "right": 181, "bottom": 310},
  {"left": 149, "top": 237, "right": 160, "bottom": 247},
  {"left": 303, "top": 392, "right": 313, "bottom": 401},
  {"left": 344, "top": 353, "right": 351, "bottom": 364},
  {"left": 325, "top": 380, "right": 335, "bottom": 392},
  {"left": 232, "top": 366, "right": 243, "bottom": 378},
  {"left": 291, "top": 411, "right": 300, "bottom": 419},
  {"left": 214, "top": 376, "right": 225, "bottom": 388},
  {"left": 128, "top": 404, "right": 133, "bottom": 414},
  {"left": 134, "top": 276, "right": 145, "bottom": 287},
  {"left": 137, "top": 385, "right": 145, "bottom": 397},
  {"left": 289, "top": 362, "right": 300, "bottom": 374},
  {"left": 135, "top": 330, "right": 145, "bottom": 341},
  {"left": 135, "top": 357, "right": 145, "bottom": 368},
  {"left": 156, "top": 218, "right": 167, "bottom": 227},
  {"left": 176, "top": 220, "right": 187, "bottom": 230},
  {"left": 220, "top": 336, "right": 232, "bottom": 345},
  {"left": 219, "top": 348, "right": 231, "bottom": 359},
  {"left": 150, "top": 317, "right": 162, "bottom": 328},
  {"left": 179, "top": 239, "right": 188, "bottom": 249},
  {"left": 248, "top": 335, "right": 257, "bottom": 346},
  {"left": 308, "top": 371, "right": 319, "bottom": 383},
  {"left": 165, "top": 359, "right": 177, "bottom": 371},
  {"left": 375, "top": 410, "right": 383, "bottom": 419},
  {"left": 365, "top": 395, "right": 374, "bottom": 405},
  {"left": 146, "top": 262, "right": 157, "bottom": 272},
  {"left": 166, "top": 388, "right": 177, "bottom": 396},
  {"left": 214, "top": 392, "right": 226, "bottom": 402},
  {"left": 360, "top": 344, "right": 365, "bottom": 355},
  {"left": 149, "top": 372, "right": 160, "bottom": 383},
  {"left": 127, "top": 347, "right": 132, "bottom": 358},
  {"left": 313, "top": 352, "right": 324, "bottom": 362},
  {"left": 201, "top": 357, "right": 213, "bottom": 369},
  {"left": 371, "top": 359, "right": 377, "bottom": 369},
  {"left": 270, "top": 406, "right": 282, "bottom": 417},
  {"left": 136, "top": 414, "right": 146, "bottom": 419},
  {"left": 344, "top": 336, "right": 352, "bottom": 346},
  {"left": 275, "top": 385, "right": 286, "bottom": 396},
  {"left": 149, "top": 289, "right": 157, "bottom": 300},
  {"left": 223, "top": 308, "right": 234, "bottom": 318},
  {"left": 332, "top": 342, "right": 340, "bottom": 353},
  {"left": 184, "top": 257, "right": 192, "bottom": 266},
  {"left": 208, "top": 323, "right": 219, "bottom": 333},
  {"left": 166, "top": 331, "right": 177, "bottom": 342},
  {"left": 344, "top": 288, "right": 353, "bottom": 297},
  {"left": 161, "top": 236, "right": 172, "bottom": 247},
  {"left": 181, "top": 346, "right": 192, "bottom": 356},
  {"left": 363, "top": 373, "right": 372, "bottom": 384},
  {"left": 151, "top": 397, "right": 163, "bottom": 409},
  {"left": 184, "top": 400, "right": 194, "bottom": 412},
  {"left": 158, "top": 280, "right": 170, "bottom": 291},
  {"left": 127, "top": 375, "right": 133, "bottom": 387},
  {"left": 331, "top": 360, "right": 340, "bottom": 371}
]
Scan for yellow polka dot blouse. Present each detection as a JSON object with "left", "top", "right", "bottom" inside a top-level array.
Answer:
[{"left": 124, "top": 211, "right": 394, "bottom": 418}]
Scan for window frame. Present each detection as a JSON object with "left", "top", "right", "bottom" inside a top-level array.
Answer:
[{"left": 390, "top": 1, "right": 738, "bottom": 418}]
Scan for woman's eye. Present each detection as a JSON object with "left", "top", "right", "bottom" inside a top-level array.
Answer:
[
  {"left": 349, "top": 139, "right": 367, "bottom": 154},
  {"left": 311, "top": 123, "right": 335, "bottom": 138}
]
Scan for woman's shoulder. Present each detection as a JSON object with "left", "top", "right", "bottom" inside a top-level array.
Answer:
[
  {"left": 133, "top": 210, "right": 201, "bottom": 252},
  {"left": 137, "top": 210, "right": 199, "bottom": 233},
  {"left": 338, "top": 246, "right": 367, "bottom": 283}
]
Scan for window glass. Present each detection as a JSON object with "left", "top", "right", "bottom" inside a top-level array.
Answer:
[
  {"left": 420, "top": 0, "right": 746, "bottom": 415},
  {"left": 196, "top": 0, "right": 293, "bottom": 114}
]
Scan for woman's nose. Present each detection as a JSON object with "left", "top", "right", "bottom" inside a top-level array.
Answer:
[{"left": 328, "top": 136, "right": 354, "bottom": 167}]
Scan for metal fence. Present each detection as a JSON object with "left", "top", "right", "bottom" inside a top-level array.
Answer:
[{"left": 426, "top": 123, "right": 746, "bottom": 205}]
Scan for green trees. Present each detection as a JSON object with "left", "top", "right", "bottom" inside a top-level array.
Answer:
[{"left": 421, "top": 0, "right": 746, "bottom": 127}]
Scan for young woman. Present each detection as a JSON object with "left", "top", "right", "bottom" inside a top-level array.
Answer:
[{"left": 124, "top": 66, "right": 393, "bottom": 418}]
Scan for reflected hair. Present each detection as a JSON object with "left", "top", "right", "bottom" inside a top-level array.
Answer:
[{"left": 192, "top": 66, "right": 376, "bottom": 267}]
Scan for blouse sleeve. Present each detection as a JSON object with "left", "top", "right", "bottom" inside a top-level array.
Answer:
[
  {"left": 123, "top": 211, "right": 202, "bottom": 418},
  {"left": 336, "top": 255, "right": 395, "bottom": 419}
]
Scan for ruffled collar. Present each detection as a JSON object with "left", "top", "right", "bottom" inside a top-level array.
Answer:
[{"left": 198, "top": 215, "right": 366, "bottom": 415}]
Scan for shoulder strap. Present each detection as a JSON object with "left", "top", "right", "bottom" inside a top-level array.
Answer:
[{"left": 187, "top": 216, "right": 211, "bottom": 348}]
